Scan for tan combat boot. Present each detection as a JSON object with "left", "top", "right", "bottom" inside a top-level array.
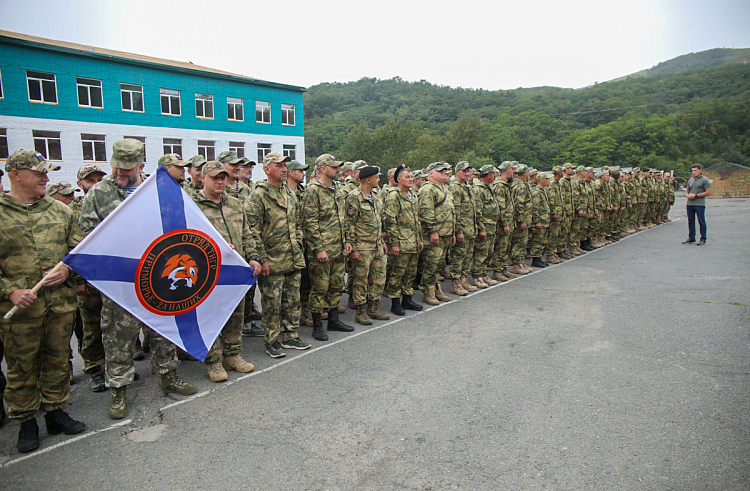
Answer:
[
  {"left": 492, "top": 271, "right": 508, "bottom": 282},
  {"left": 461, "top": 276, "right": 477, "bottom": 292},
  {"left": 223, "top": 355, "right": 255, "bottom": 373},
  {"left": 355, "top": 304, "right": 373, "bottom": 325},
  {"left": 450, "top": 279, "right": 468, "bottom": 296},
  {"left": 300, "top": 306, "right": 314, "bottom": 327},
  {"left": 483, "top": 275, "right": 498, "bottom": 286},
  {"left": 423, "top": 286, "right": 440, "bottom": 305},
  {"left": 512, "top": 264, "right": 526, "bottom": 275},
  {"left": 207, "top": 362, "right": 228, "bottom": 382},
  {"left": 521, "top": 263, "right": 533, "bottom": 273},
  {"left": 367, "top": 300, "right": 390, "bottom": 320},
  {"left": 472, "top": 276, "right": 488, "bottom": 289},
  {"left": 435, "top": 283, "right": 452, "bottom": 302},
  {"left": 503, "top": 269, "right": 518, "bottom": 278}
]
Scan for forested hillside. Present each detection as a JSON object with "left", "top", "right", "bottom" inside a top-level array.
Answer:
[{"left": 303, "top": 61, "right": 750, "bottom": 177}]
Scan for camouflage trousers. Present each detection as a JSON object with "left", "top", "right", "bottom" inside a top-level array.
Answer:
[
  {"left": 637, "top": 203, "right": 647, "bottom": 225},
  {"left": 590, "top": 212, "right": 602, "bottom": 237},
  {"left": 559, "top": 216, "right": 572, "bottom": 252},
  {"left": 101, "top": 295, "right": 179, "bottom": 388},
  {"left": 661, "top": 200, "right": 670, "bottom": 220},
  {"left": 206, "top": 298, "right": 244, "bottom": 364},
  {"left": 259, "top": 270, "right": 301, "bottom": 345},
  {"left": 570, "top": 216, "right": 586, "bottom": 246},
  {"left": 528, "top": 225, "right": 548, "bottom": 257},
  {"left": 492, "top": 226, "right": 514, "bottom": 273},
  {"left": 449, "top": 236, "right": 475, "bottom": 278},
  {"left": 352, "top": 249, "right": 387, "bottom": 305},
  {"left": 471, "top": 233, "right": 495, "bottom": 278},
  {"left": 0, "top": 310, "right": 74, "bottom": 422},
  {"left": 420, "top": 236, "right": 450, "bottom": 291},
  {"left": 0, "top": 337, "right": 5, "bottom": 400},
  {"left": 546, "top": 220, "right": 561, "bottom": 256},
  {"left": 77, "top": 285, "right": 105, "bottom": 374},
  {"left": 307, "top": 253, "right": 346, "bottom": 313},
  {"left": 510, "top": 227, "right": 529, "bottom": 265},
  {"left": 243, "top": 283, "right": 258, "bottom": 324},
  {"left": 345, "top": 256, "right": 354, "bottom": 295},
  {"left": 300, "top": 254, "right": 312, "bottom": 309},
  {"left": 385, "top": 252, "right": 419, "bottom": 298},
  {"left": 647, "top": 202, "right": 658, "bottom": 222}
]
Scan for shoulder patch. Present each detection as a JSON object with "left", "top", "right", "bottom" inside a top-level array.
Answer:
[{"left": 346, "top": 205, "right": 356, "bottom": 218}]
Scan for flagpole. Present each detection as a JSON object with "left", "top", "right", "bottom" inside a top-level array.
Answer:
[{"left": 3, "top": 261, "right": 66, "bottom": 319}]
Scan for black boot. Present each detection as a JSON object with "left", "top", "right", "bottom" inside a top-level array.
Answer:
[
  {"left": 402, "top": 294, "right": 424, "bottom": 311},
  {"left": 390, "top": 297, "right": 405, "bottom": 316},
  {"left": 17, "top": 418, "right": 40, "bottom": 453},
  {"left": 327, "top": 309, "right": 354, "bottom": 332},
  {"left": 531, "top": 257, "right": 546, "bottom": 268},
  {"left": 412, "top": 273, "right": 422, "bottom": 291},
  {"left": 311, "top": 313, "right": 328, "bottom": 341},
  {"left": 581, "top": 240, "right": 595, "bottom": 251},
  {"left": 0, "top": 402, "right": 7, "bottom": 428},
  {"left": 45, "top": 409, "right": 86, "bottom": 436},
  {"left": 543, "top": 256, "right": 550, "bottom": 266}
]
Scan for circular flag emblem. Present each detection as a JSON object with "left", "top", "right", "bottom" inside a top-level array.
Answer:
[{"left": 135, "top": 229, "right": 221, "bottom": 316}]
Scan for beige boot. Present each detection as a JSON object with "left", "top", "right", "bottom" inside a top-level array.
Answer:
[
  {"left": 355, "top": 304, "right": 373, "bottom": 325},
  {"left": 367, "top": 300, "right": 390, "bottom": 320},
  {"left": 207, "top": 362, "right": 228, "bottom": 382},
  {"left": 222, "top": 354, "right": 255, "bottom": 373},
  {"left": 483, "top": 276, "right": 498, "bottom": 286},
  {"left": 512, "top": 264, "right": 526, "bottom": 275},
  {"left": 450, "top": 279, "right": 468, "bottom": 296},
  {"left": 423, "top": 286, "right": 440, "bottom": 305},
  {"left": 435, "top": 283, "right": 452, "bottom": 302},
  {"left": 300, "top": 306, "right": 313, "bottom": 327},
  {"left": 461, "top": 275, "right": 477, "bottom": 292},
  {"left": 472, "top": 276, "right": 488, "bottom": 289},
  {"left": 492, "top": 271, "right": 508, "bottom": 282},
  {"left": 522, "top": 263, "right": 533, "bottom": 273}
]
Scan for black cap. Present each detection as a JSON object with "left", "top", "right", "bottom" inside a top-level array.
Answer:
[
  {"left": 394, "top": 163, "right": 410, "bottom": 183},
  {"left": 359, "top": 166, "right": 379, "bottom": 180}
]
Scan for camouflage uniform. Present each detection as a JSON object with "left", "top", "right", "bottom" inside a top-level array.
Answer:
[
  {"left": 471, "top": 180, "right": 500, "bottom": 278},
  {"left": 491, "top": 176, "right": 515, "bottom": 273},
  {"left": 383, "top": 188, "right": 422, "bottom": 298},
  {"left": 449, "top": 176, "right": 477, "bottom": 279},
  {"left": 346, "top": 184, "right": 386, "bottom": 305},
  {"left": 560, "top": 171, "right": 575, "bottom": 251},
  {"left": 546, "top": 174, "right": 564, "bottom": 258},
  {"left": 0, "top": 191, "right": 81, "bottom": 422},
  {"left": 245, "top": 180, "right": 306, "bottom": 346},
  {"left": 510, "top": 177, "right": 532, "bottom": 266},
  {"left": 292, "top": 183, "right": 312, "bottom": 311},
  {"left": 418, "top": 180, "right": 455, "bottom": 291},
  {"left": 529, "top": 183, "right": 551, "bottom": 258}
]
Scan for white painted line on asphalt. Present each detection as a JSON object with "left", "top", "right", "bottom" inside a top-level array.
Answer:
[{"left": 1, "top": 419, "right": 132, "bottom": 468}]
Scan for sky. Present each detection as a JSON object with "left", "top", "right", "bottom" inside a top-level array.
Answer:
[{"left": 1, "top": 0, "right": 749, "bottom": 90}]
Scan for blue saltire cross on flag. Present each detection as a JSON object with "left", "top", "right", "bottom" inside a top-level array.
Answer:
[{"left": 63, "top": 166, "right": 257, "bottom": 362}]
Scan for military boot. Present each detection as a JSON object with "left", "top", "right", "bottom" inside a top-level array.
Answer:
[
  {"left": 207, "top": 362, "right": 228, "bottom": 382},
  {"left": 512, "top": 264, "right": 527, "bottom": 275},
  {"left": 435, "top": 283, "right": 452, "bottom": 302},
  {"left": 161, "top": 371, "right": 197, "bottom": 395},
  {"left": 300, "top": 306, "right": 314, "bottom": 327},
  {"left": 423, "top": 286, "right": 440, "bottom": 306},
  {"left": 391, "top": 297, "right": 406, "bottom": 316},
  {"left": 311, "top": 312, "right": 328, "bottom": 341},
  {"left": 460, "top": 275, "right": 477, "bottom": 291},
  {"left": 109, "top": 386, "right": 127, "bottom": 420},
  {"left": 450, "top": 279, "right": 468, "bottom": 296},
  {"left": 17, "top": 419, "right": 40, "bottom": 453},
  {"left": 222, "top": 354, "right": 254, "bottom": 373},
  {"left": 472, "top": 276, "right": 488, "bottom": 289},
  {"left": 45, "top": 409, "right": 86, "bottom": 436},
  {"left": 327, "top": 308, "right": 354, "bottom": 332},
  {"left": 355, "top": 304, "right": 373, "bottom": 325},
  {"left": 503, "top": 269, "right": 518, "bottom": 279},
  {"left": 492, "top": 271, "right": 508, "bottom": 282},
  {"left": 483, "top": 275, "right": 498, "bottom": 286},
  {"left": 367, "top": 300, "right": 390, "bottom": 320},
  {"left": 531, "top": 257, "right": 546, "bottom": 268},
  {"left": 401, "top": 294, "right": 423, "bottom": 311},
  {"left": 347, "top": 294, "right": 356, "bottom": 310}
]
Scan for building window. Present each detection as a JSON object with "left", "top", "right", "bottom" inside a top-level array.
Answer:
[
  {"left": 257, "top": 143, "right": 271, "bottom": 162},
  {"left": 195, "top": 93, "right": 214, "bottom": 119},
  {"left": 27, "top": 71, "right": 57, "bottom": 104},
  {"left": 0, "top": 129, "right": 8, "bottom": 159},
  {"left": 229, "top": 141, "right": 245, "bottom": 158},
  {"left": 256, "top": 101, "right": 270, "bottom": 123},
  {"left": 281, "top": 104, "right": 295, "bottom": 126},
  {"left": 81, "top": 134, "right": 107, "bottom": 162},
  {"left": 77, "top": 77, "right": 103, "bottom": 108},
  {"left": 33, "top": 130, "right": 62, "bottom": 160},
  {"left": 197, "top": 140, "right": 215, "bottom": 161},
  {"left": 121, "top": 83, "right": 144, "bottom": 112},
  {"left": 163, "top": 138, "right": 182, "bottom": 155},
  {"left": 282, "top": 144, "right": 296, "bottom": 160},
  {"left": 160, "top": 88, "right": 181, "bottom": 116},
  {"left": 227, "top": 97, "right": 244, "bottom": 122},
  {"left": 124, "top": 136, "right": 146, "bottom": 161}
]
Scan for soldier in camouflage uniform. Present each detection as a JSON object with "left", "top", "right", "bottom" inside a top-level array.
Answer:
[
  {"left": 448, "top": 161, "right": 478, "bottom": 295},
  {"left": 183, "top": 155, "right": 206, "bottom": 196},
  {"left": 592, "top": 170, "right": 611, "bottom": 247},
  {"left": 559, "top": 163, "right": 576, "bottom": 258},
  {"left": 245, "top": 152, "right": 311, "bottom": 357},
  {"left": 529, "top": 172, "right": 551, "bottom": 268},
  {"left": 1, "top": 149, "right": 86, "bottom": 453},
  {"left": 510, "top": 164, "right": 533, "bottom": 275},
  {"left": 238, "top": 157, "right": 257, "bottom": 193},
  {"left": 383, "top": 165, "right": 424, "bottom": 315},
  {"left": 218, "top": 151, "right": 254, "bottom": 201},
  {"left": 345, "top": 166, "right": 390, "bottom": 325},
  {"left": 471, "top": 165, "right": 501, "bottom": 289},
  {"left": 79, "top": 139, "right": 196, "bottom": 419},
  {"left": 342, "top": 160, "right": 369, "bottom": 309},
  {"left": 418, "top": 162, "right": 456, "bottom": 305},
  {"left": 581, "top": 167, "right": 597, "bottom": 250},
  {"left": 663, "top": 172, "right": 675, "bottom": 222},
  {"left": 158, "top": 153, "right": 189, "bottom": 184},
  {"left": 412, "top": 169, "right": 427, "bottom": 192},
  {"left": 193, "top": 161, "right": 261, "bottom": 377},
  {"left": 302, "top": 154, "right": 354, "bottom": 336},
  {"left": 490, "top": 161, "right": 517, "bottom": 281},
  {"left": 545, "top": 166, "right": 564, "bottom": 264},
  {"left": 46, "top": 181, "right": 78, "bottom": 206},
  {"left": 285, "top": 160, "right": 315, "bottom": 329}
]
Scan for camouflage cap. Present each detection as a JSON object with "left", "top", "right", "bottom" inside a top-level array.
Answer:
[
  {"left": 202, "top": 161, "right": 228, "bottom": 177},
  {"left": 77, "top": 164, "right": 107, "bottom": 181},
  {"left": 353, "top": 160, "right": 368, "bottom": 171},
  {"left": 610, "top": 166, "right": 620, "bottom": 175},
  {"left": 412, "top": 169, "right": 424, "bottom": 179},
  {"left": 263, "top": 151, "right": 291, "bottom": 166},
  {"left": 287, "top": 160, "right": 308, "bottom": 171},
  {"left": 387, "top": 167, "right": 397, "bottom": 178},
  {"left": 497, "top": 161, "right": 512, "bottom": 172},
  {"left": 594, "top": 171, "right": 604, "bottom": 179},
  {"left": 341, "top": 162, "right": 354, "bottom": 172},
  {"left": 425, "top": 161, "right": 451, "bottom": 172},
  {"left": 110, "top": 138, "right": 145, "bottom": 170},
  {"left": 585, "top": 167, "right": 594, "bottom": 172},
  {"left": 455, "top": 161, "right": 471, "bottom": 171},
  {"left": 188, "top": 155, "right": 207, "bottom": 168},
  {"left": 622, "top": 169, "right": 632, "bottom": 175},
  {"left": 158, "top": 153, "right": 189, "bottom": 167},
  {"left": 650, "top": 168, "right": 658, "bottom": 173},
  {"left": 5, "top": 149, "right": 61, "bottom": 173},
  {"left": 537, "top": 172, "right": 551, "bottom": 180},
  {"left": 551, "top": 165, "right": 562, "bottom": 174},
  {"left": 562, "top": 162, "right": 574, "bottom": 170},
  {"left": 217, "top": 150, "right": 241, "bottom": 164},
  {"left": 46, "top": 181, "right": 79, "bottom": 196},
  {"left": 528, "top": 168, "right": 538, "bottom": 176},
  {"left": 515, "top": 164, "right": 528, "bottom": 175},
  {"left": 632, "top": 167, "right": 641, "bottom": 173},
  {"left": 315, "top": 153, "right": 341, "bottom": 168},
  {"left": 237, "top": 157, "right": 256, "bottom": 166},
  {"left": 479, "top": 164, "right": 499, "bottom": 176},
  {"left": 601, "top": 166, "right": 610, "bottom": 173},
  {"left": 576, "top": 165, "right": 586, "bottom": 172}
]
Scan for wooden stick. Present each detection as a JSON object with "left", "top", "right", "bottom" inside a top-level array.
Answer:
[{"left": 4, "top": 261, "right": 66, "bottom": 320}]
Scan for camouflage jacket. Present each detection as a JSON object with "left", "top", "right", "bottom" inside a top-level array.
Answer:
[
  {"left": 191, "top": 191, "right": 258, "bottom": 264},
  {"left": 634, "top": 176, "right": 645, "bottom": 204},
  {"left": 341, "top": 176, "right": 359, "bottom": 196},
  {"left": 449, "top": 179, "right": 477, "bottom": 238},
  {"left": 78, "top": 175, "right": 132, "bottom": 236},
  {"left": 646, "top": 178, "right": 657, "bottom": 202},
  {"left": 346, "top": 185, "right": 384, "bottom": 252},
  {"left": 225, "top": 179, "right": 253, "bottom": 202},
  {"left": 69, "top": 196, "right": 84, "bottom": 219},
  {"left": 546, "top": 178, "right": 564, "bottom": 217},
  {"left": 383, "top": 188, "right": 422, "bottom": 253},
  {"left": 302, "top": 180, "right": 349, "bottom": 258},
  {"left": 511, "top": 178, "right": 532, "bottom": 225},
  {"left": 474, "top": 181, "right": 501, "bottom": 233},
  {"left": 244, "top": 181, "right": 305, "bottom": 274},
  {"left": 181, "top": 180, "right": 202, "bottom": 198},
  {"left": 609, "top": 178, "right": 621, "bottom": 209},
  {"left": 583, "top": 180, "right": 596, "bottom": 217},
  {"left": 531, "top": 186, "right": 551, "bottom": 226},
  {"left": 0, "top": 194, "right": 82, "bottom": 321},
  {"left": 418, "top": 181, "right": 455, "bottom": 237},
  {"left": 594, "top": 179, "right": 611, "bottom": 211},
  {"left": 493, "top": 178, "right": 514, "bottom": 228},
  {"left": 560, "top": 176, "right": 575, "bottom": 215},
  {"left": 378, "top": 185, "right": 397, "bottom": 210}
]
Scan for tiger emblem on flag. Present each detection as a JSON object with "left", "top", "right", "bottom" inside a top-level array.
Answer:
[{"left": 161, "top": 254, "right": 198, "bottom": 290}]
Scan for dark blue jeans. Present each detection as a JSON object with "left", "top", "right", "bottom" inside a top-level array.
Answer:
[{"left": 686, "top": 205, "right": 706, "bottom": 241}]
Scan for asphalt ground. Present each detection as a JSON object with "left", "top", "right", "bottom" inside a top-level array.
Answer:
[{"left": 1, "top": 196, "right": 748, "bottom": 490}]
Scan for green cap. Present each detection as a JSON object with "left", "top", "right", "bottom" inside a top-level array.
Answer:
[
  {"left": 479, "top": 164, "right": 499, "bottom": 176},
  {"left": 263, "top": 151, "right": 291, "bottom": 166},
  {"left": 632, "top": 167, "right": 641, "bottom": 173},
  {"left": 528, "top": 168, "right": 538, "bottom": 176},
  {"left": 202, "top": 161, "right": 228, "bottom": 177},
  {"left": 537, "top": 172, "right": 551, "bottom": 180},
  {"left": 287, "top": 160, "right": 308, "bottom": 171},
  {"left": 341, "top": 162, "right": 354, "bottom": 172},
  {"left": 5, "top": 149, "right": 61, "bottom": 173},
  {"left": 77, "top": 164, "right": 106, "bottom": 181},
  {"left": 217, "top": 151, "right": 241, "bottom": 164},
  {"left": 575, "top": 166, "right": 586, "bottom": 172},
  {"left": 563, "top": 163, "right": 574, "bottom": 170},
  {"left": 315, "top": 153, "right": 341, "bottom": 168},
  {"left": 237, "top": 157, "right": 256, "bottom": 166},
  {"left": 425, "top": 162, "right": 451, "bottom": 172},
  {"left": 551, "top": 165, "right": 562, "bottom": 174},
  {"left": 601, "top": 166, "right": 610, "bottom": 173},
  {"left": 110, "top": 139, "right": 145, "bottom": 170},
  {"left": 158, "top": 153, "right": 189, "bottom": 167},
  {"left": 455, "top": 161, "right": 471, "bottom": 171},
  {"left": 497, "top": 161, "right": 512, "bottom": 172},
  {"left": 515, "top": 164, "right": 528, "bottom": 175},
  {"left": 585, "top": 167, "right": 594, "bottom": 172},
  {"left": 188, "top": 155, "right": 207, "bottom": 168},
  {"left": 412, "top": 169, "right": 424, "bottom": 179},
  {"left": 353, "top": 160, "right": 368, "bottom": 171},
  {"left": 46, "top": 181, "right": 79, "bottom": 196},
  {"left": 387, "top": 167, "right": 397, "bottom": 178}
]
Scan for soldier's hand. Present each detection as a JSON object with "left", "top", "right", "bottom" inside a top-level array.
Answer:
[
  {"left": 478, "top": 231, "right": 487, "bottom": 241},
  {"left": 391, "top": 246, "right": 400, "bottom": 257},
  {"left": 42, "top": 266, "right": 70, "bottom": 287},
  {"left": 578, "top": 210, "right": 584, "bottom": 216},
  {"left": 520, "top": 223, "right": 527, "bottom": 230},
  {"left": 260, "top": 262, "right": 270, "bottom": 277},
  {"left": 248, "top": 260, "right": 263, "bottom": 277},
  {"left": 535, "top": 222, "right": 542, "bottom": 229},
  {"left": 595, "top": 209, "right": 599, "bottom": 215},
  {"left": 503, "top": 226, "right": 510, "bottom": 233},
  {"left": 75, "top": 284, "right": 90, "bottom": 296},
  {"left": 418, "top": 242, "right": 424, "bottom": 252},
  {"left": 350, "top": 251, "right": 362, "bottom": 262},
  {"left": 449, "top": 235, "right": 457, "bottom": 246},
  {"left": 345, "top": 242, "right": 353, "bottom": 254},
  {"left": 551, "top": 214, "right": 557, "bottom": 222},
  {"left": 382, "top": 243, "right": 388, "bottom": 255},
  {"left": 316, "top": 250, "right": 329, "bottom": 263},
  {"left": 430, "top": 232, "right": 439, "bottom": 245},
  {"left": 10, "top": 289, "right": 36, "bottom": 310},
  {"left": 456, "top": 233, "right": 464, "bottom": 243}
]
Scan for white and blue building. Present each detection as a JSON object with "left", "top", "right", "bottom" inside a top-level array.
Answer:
[{"left": 0, "top": 30, "right": 305, "bottom": 187}]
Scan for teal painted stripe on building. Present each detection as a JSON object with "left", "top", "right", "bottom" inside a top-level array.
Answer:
[{"left": 0, "top": 42, "right": 304, "bottom": 137}]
